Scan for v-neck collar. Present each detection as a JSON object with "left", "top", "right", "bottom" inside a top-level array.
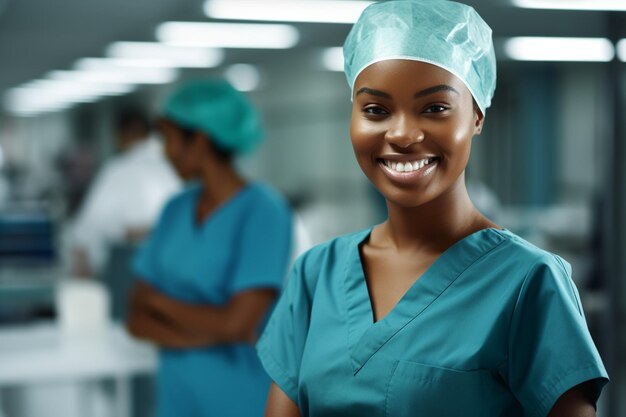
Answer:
[
  {"left": 191, "top": 182, "right": 252, "bottom": 230},
  {"left": 343, "top": 227, "right": 508, "bottom": 374}
]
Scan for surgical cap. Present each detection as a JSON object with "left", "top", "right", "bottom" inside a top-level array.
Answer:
[
  {"left": 163, "top": 79, "right": 264, "bottom": 154},
  {"left": 343, "top": 0, "right": 496, "bottom": 115}
]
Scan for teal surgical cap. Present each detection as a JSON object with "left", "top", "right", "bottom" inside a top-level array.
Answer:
[
  {"left": 343, "top": 0, "right": 496, "bottom": 115},
  {"left": 163, "top": 79, "right": 264, "bottom": 154}
]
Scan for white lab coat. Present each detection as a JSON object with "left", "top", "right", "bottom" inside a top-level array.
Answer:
[{"left": 72, "top": 136, "right": 181, "bottom": 273}]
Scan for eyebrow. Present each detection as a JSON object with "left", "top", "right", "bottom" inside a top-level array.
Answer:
[
  {"left": 414, "top": 84, "right": 460, "bottom": 98},
  {"left": 355, "top": 87, "right": 390, "bottom": 98},
  {"left": 355, "top": 84, "right": 460, "bottom": 99}
]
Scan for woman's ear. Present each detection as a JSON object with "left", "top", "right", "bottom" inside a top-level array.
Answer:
[{"left": 474, "top": 107, "right": 485, "bottom": 136}]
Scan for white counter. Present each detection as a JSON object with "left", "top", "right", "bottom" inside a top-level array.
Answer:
[{"left": 0, "top": 321, "right": 157, "bottom": 417}]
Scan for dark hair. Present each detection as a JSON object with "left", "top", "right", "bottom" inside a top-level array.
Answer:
[
  {"left": 116, "top": 109, "right": 151, "bottom": 136},
  {"left": 174, "top": 121, "right": 234, "bottom": 162}
]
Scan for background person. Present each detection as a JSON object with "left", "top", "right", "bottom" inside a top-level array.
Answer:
[
  {"left": 127, "top": 79, "right": 293, "bottom": 417},
  {"left": 71, "top": 109, "right": 181, "bottom": 278}
]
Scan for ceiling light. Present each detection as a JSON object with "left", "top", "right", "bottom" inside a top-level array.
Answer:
[
  {"left": 512, "top": 0, "right": 626, "bottom": 11},
  {"left": 321, "top": 47, "right": 344, "bottom": 71},
  {"left": 503, "top": 37, "right": 615, "bottom": 62},
  {"left": 3, "top": 79, "right": 137, "bottom": 116},
  {"left": 77, "top": 57, "right": 179, "bottom": 70},
  {"left": 224, "top": 64, "right": 261, "bottom": 92},
  {"left": 6, "top": 106, "right": 69, "bottom": 116},
  {"left": 5, "top": 91, "right": 79, "bottom": 116},
  {"left": 204, "top": 0, "right": 373, "bottom": 23},
  {"left": 106, "top": 42, "right": 224, "bottom": 68},
  {"left": 156, "top": 22, "right": 299, "bottom": 49},
  {"left": 14, "top": 80, "right": 130, "bottom": 100},
  {"left": 617, "top": 39, "right": 626, "bottom": 62},
  {"left": 50, "top": 67, "right": 178, "bottom": 85}
]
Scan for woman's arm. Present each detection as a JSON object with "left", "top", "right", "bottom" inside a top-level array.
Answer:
[
  {"left": 265, "top": 383, "right": 301, "bottom": 417},
  {"left": 127, "top": 279, "right": 278, "bottom": 346},
  {"left": 547, "top": 382, "right": 597, "bottom": 417},
  {"left": 144, "top": 285, "right": 278, "bottom": 344},
  {"left": 126, "top": 281, "right": 211, "bottom": 348},
  {"left": 127, "top": 309, "right": 211, "bottom": 348}
]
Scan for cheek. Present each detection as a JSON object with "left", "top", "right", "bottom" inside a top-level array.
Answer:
[
  {"left": 349, "top": 114, "right": 365, "bottom": 154},
  {"left": 439, "top": 117, "right": 475, "bottom": 159},
  {"left": 450, "top": 131, "right": 472, "bottom": 157},
  {"left": 350, "top": 113, "right": 381, "bottom": 155}
]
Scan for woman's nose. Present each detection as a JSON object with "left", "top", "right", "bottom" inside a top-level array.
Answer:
[{"left": 384, "top": 115, "right": 425, "bottom": 148}]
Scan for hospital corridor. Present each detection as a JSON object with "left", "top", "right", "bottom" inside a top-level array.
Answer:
[{"left": 0, "top": 1, "right": 625, "bottom": 416}]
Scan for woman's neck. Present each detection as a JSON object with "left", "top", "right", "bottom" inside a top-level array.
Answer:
[
  {"left": 379, "top": 179, "right": 494, "bottom": 253},
  {"left": 196, "top": 160, "right": 246, "bottom": 220}
]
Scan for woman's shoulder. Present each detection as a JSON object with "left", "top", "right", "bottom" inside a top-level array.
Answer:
[
  {"left": 494, "top": 229, "right": 569, "bottom": 266},
  {"left": 243, "top": 182, "right": 291, "bottom": 212},
  {"left": 486, "top": 229, "right": 573, "bottom": 285},
  {"left": 293, "top": 228, "right": 370, "bottom": 274},
  {"left": 281, "top": 228, "right": 369, "bottom": 298}
]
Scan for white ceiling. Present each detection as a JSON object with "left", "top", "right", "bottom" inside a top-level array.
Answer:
[{"left": 0, "top": 0, "right": 623, "bottom": 102}]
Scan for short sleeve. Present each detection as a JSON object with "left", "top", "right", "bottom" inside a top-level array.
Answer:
[
  {"left": 507, "top": 255, "right": 609, "bottom": 417},
  {"left": 256, "top": 257, "right": 312, "bottom": 404},
  {"left": 228, "top": 192, "right": 292, "bottom": 293}
]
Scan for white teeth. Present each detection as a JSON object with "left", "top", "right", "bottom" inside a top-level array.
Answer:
[{"left": 384, "top": 158, "right": 435, "bottom": 173}]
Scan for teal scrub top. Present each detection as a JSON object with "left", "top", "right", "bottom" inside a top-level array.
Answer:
[
  {"left": 134, "top": 182, "right": 292, "bottom": 417},
  {"left": 257, "top": 227, "right": 608, "bottom": 417}
]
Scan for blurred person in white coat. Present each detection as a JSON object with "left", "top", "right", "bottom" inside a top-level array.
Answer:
[{"left": 71, "top": 109, "right": 181, "bottom": 278}]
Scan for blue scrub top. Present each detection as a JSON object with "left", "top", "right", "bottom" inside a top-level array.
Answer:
[
  {"left": 257, "top": 227, "right": 608, "bottom": 417},
  {"left": 135, "top": 182, "right": 292, "bottom": 417}
]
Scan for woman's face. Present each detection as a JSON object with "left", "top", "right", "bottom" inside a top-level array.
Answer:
[
  {"left": 350, "top": 59, "right": 484, "bottom": 209},
  {"left": 158, "top": 119, "right": 203, "bottom": 180}
]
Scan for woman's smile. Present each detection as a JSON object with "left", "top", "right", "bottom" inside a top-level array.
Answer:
[{"left": 378, "top": 156, "right": 440, "bottom": 184}]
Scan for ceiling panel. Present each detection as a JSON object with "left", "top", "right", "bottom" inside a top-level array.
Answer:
[{"left": 1, "top": 0, "right": 624, "bottom": 111}]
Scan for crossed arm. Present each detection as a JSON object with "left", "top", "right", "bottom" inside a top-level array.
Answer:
[{"left": 126, "top": 279, "right": 278, "bottom": 349}]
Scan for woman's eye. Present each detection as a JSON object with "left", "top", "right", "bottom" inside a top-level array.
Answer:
[
  {"left": 363, "top": 106, "right": 388, "bottom": 116},
  {"left": 424, "top": 104, "right": 449, "bottom": 113}
]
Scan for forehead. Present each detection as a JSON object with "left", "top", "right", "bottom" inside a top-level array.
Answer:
[{"left": 354, "top": 59, "right": 470, "bottom": 97}]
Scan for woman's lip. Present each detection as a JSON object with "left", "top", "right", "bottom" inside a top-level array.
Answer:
[
  {"left": 378, "top": 159, "right": 438, "bottom": 183},
  {"left": 379, "top": 155, "right": 438, "bottom": 162}
]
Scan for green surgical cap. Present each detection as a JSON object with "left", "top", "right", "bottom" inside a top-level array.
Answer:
[
  {"left": 163, "top": 79, "right": 264, "bottom": 154},
  {"left": 343, "top": 0, "right": 496, "bottom": 115}
]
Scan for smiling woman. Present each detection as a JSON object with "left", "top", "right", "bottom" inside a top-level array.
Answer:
[{"left": 256, "top": 1, "right": 609, "bottom": 417}]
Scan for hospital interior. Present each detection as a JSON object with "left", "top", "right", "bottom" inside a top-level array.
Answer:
[{"left": 0, "top": 0, "right": 625, "bottom": 416}]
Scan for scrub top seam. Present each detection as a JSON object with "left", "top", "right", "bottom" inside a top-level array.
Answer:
[
  {"left": 534, "top": 364, "right": 609, "bottom": 417},
  {"left": 505, "top": 247, "right": 541, "bottom": 363},
  {"left": 553, "top": 255, "right": 583, "bottom": 316},
  {"left": 256, "top": 343, "right": 299, "bottom": 403},
  {"left": 505, "top": 250, "right": 578, "bottom": 366},
  {"left": 343, "top": 227, "right": 375, "bottom": 372},
  {"left": 355, "top": 236, "right": 509, "bottom": 371},
  {"left": 384, "top": 360, "right": 400, "bottom": 417}
]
